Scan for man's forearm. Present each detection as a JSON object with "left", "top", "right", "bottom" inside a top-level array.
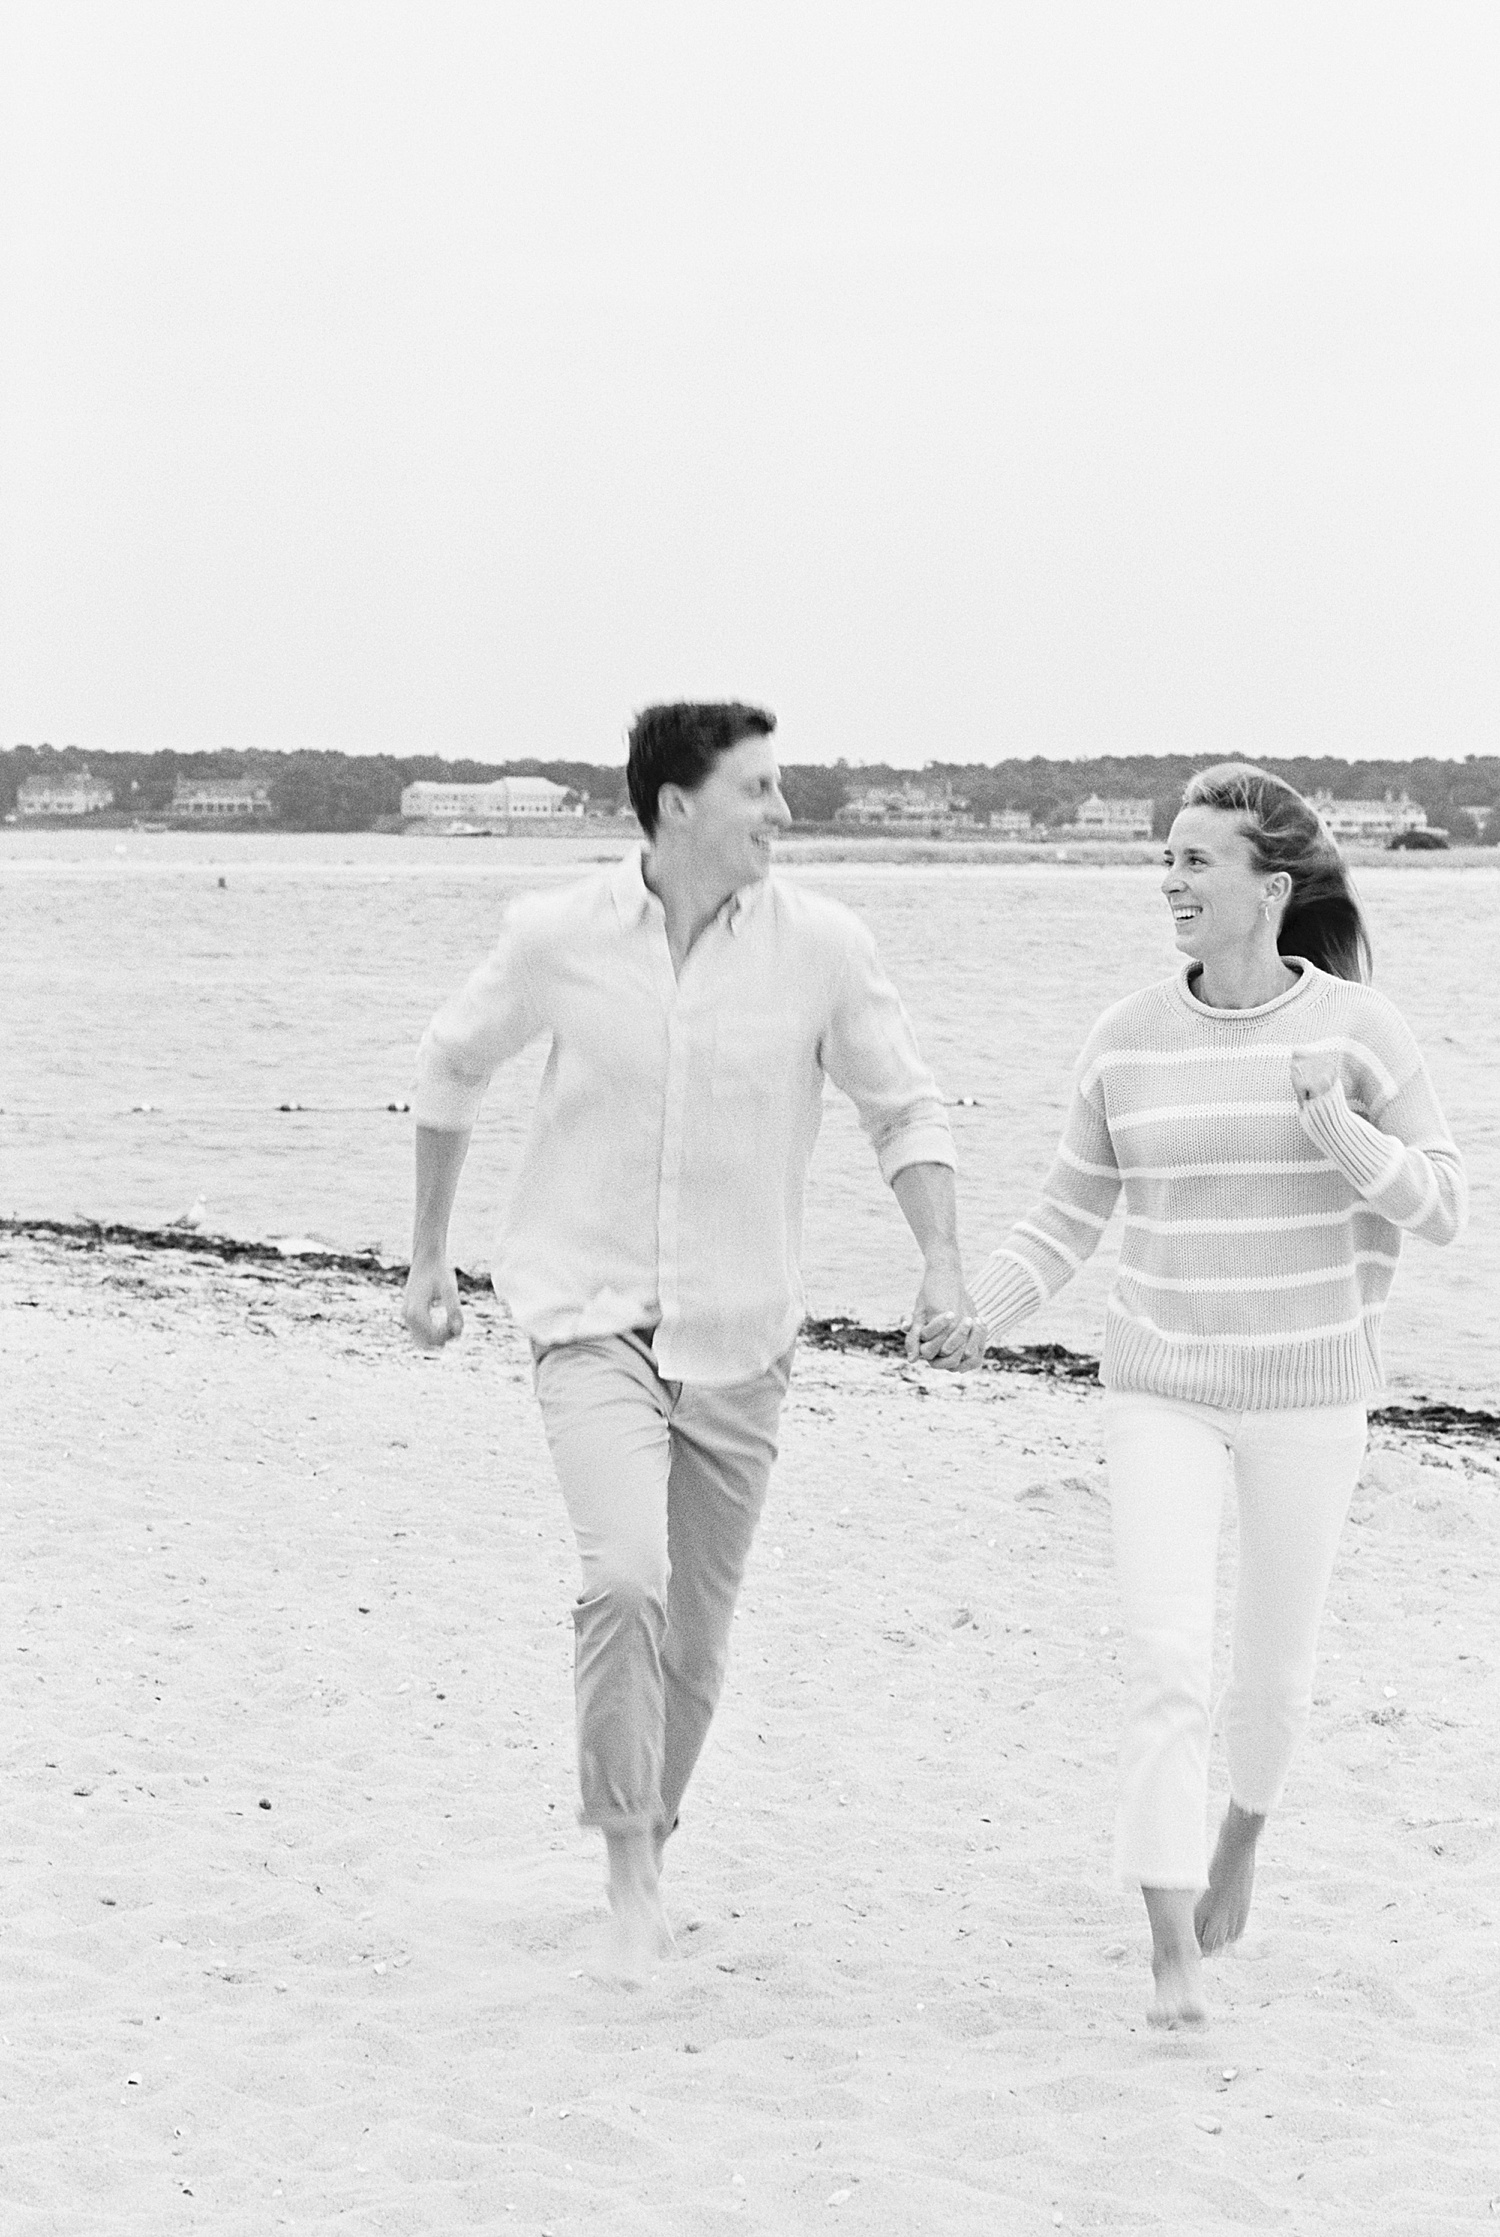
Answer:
[
  {"left": 411, "top": 1124, "right": 472, "bottom": 1264},
  {"left": 891, "top": 1160, "right": 962, "bottom": 1265},
  {"left": 893, "top": 1160, "right": 985, "bottom": 1368}
]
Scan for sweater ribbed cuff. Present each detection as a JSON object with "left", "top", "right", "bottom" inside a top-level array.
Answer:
[
  {"left": 1297, "top": 1081, "right": 1404, "bottom": 1199},
  {"left": 970, "top": 1251, "right": 1044, "bottom": 1343}
]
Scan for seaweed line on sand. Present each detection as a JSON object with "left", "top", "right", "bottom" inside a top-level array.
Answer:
[{"left": 5, "top": 1213, "right": 1496, "bottom": 1445}]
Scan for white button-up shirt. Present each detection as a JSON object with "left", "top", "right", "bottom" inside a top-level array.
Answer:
[{"left": 413, "top": 850, "right": 954, "bottom": 1383}]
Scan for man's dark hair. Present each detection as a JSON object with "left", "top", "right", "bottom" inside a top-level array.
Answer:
[{"left": 626, "top": 702, "right": 776, "bottom": 837}]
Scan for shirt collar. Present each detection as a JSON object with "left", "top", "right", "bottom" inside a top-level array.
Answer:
[
  {"left": 610, "top": 847, "right": 655, "bottom": 927},
  {"left": 724, "top": 875, "right": 768, "bottom": 933},
  {"left": 611, "top": 847, "right": 771, "bottom": 936}
]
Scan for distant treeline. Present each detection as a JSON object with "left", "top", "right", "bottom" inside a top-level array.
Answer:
[{"left": 4, "top": 743, "right": 1498, "bottom": 839}]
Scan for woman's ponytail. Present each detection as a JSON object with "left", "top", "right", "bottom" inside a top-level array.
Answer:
[{"left": 1182, "top": 764, "right": 1374, "bottom": 982}]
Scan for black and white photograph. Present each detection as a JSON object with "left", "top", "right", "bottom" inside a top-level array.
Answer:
[{"left": 2, "top": 5, "right": 1496, "bottom": 2231}]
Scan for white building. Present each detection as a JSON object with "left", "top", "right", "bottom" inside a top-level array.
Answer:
[
  {"left": 16, "top": 770, "right": 115, "bottom": 817},
  {"left": 1311, "top": 791, "right": 1427, "bottom": 843},
  {"left": 835, "top": 783, "right": 969, "bottom": 827},
  {"left": 400, "top": 776, "right": 580, "bottom": 823},
  {"left": 1067, "top": 794, "right": 1155, "bottom": 839},
  {"left": 988, "top": 809, "right": 1034, "bottom": 836},
  {"left": 172, "top": 779, "right": 272, "bottom": 818}
]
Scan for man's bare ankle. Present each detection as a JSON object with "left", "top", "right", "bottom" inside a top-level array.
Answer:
[{"left": 605, "top": 1829, "right": 659, "bottom": 1899}]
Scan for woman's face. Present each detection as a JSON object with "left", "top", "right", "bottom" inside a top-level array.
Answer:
[{"left": 1161, "top": 805, "right": 1279, "bottom": 963}]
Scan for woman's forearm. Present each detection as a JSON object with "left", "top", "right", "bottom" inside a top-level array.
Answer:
[{"left": 1296, "top": 1084, "right": 1467, "bottom": 1245}]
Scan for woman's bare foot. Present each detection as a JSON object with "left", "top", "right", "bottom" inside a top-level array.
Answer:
[
  {"left": 1195, "top": 1802, "right": 1265, "bottom": 1954},
  {"left": 598, "top": 1831, "right": 675, "bottom": 1983},
  {"left": 1143, "top": 1886, "right": 1209, "bottom": 2029}
]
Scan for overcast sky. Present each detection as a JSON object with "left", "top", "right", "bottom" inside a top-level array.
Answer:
[{"left": 3, "top": 3, "right": 1497, "bottom": 767}]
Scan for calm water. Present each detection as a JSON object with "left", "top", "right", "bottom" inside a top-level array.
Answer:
[{"left": 3, "top": 831, "right": 1496, "bottom": 1406}]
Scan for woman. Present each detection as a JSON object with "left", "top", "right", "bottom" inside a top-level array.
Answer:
[{"left": 969, "top": 765, "right": 1467, "bottom": 2027}]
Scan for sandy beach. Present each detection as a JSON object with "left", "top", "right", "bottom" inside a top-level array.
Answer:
[{"left": 3, "top": 1228, "right": 1497, "bottom": 2236}]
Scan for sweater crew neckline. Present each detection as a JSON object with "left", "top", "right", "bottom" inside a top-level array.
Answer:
[{"left": 1173, "top": 957, "right": 1317, "bottom": 1024}]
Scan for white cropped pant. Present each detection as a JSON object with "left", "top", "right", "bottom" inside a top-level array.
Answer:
[{"left": 1102, "top": 1390, "right": 1368, "bottom": 1891}]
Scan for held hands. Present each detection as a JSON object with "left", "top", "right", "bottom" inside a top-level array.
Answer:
[
  {"left": 402, "top": 1258, "right": 464, "bottom": 1350},
  {"left": 906, "top": 1251, "right": 988, "bottom": 1373},
  {"left": 1289, "top": 1050, "right": 1341, "bottom": 1108}
]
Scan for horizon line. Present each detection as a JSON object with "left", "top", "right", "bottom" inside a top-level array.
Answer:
[{"left": 5, "top": 744, "right": 1495, "bottom": 771}]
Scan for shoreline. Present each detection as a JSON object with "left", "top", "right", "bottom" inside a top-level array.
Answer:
[
  {"left": 4, "top": 826, "right": 1498, "bottom": 872},
  {"left": 6, "top": 1214, "right": 1495, "bottom": 1446}
]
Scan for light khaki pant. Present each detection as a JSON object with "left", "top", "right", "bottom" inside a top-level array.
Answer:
[{"left": 532, "top": 1329, "right": 792, "bottom": 1842}]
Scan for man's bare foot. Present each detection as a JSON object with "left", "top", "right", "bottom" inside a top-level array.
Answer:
[
  {"left": 1143, "top": 1886, "right": 1209, "bottom": 2029},
  {"left": 596, "top": 1831, "right": 675, "bottom": 1984},
  {"left": 1195, "top": 1802, "right": 1265, "bottom": 1954},
  {"left": 597, "top": 1894, "right": 674, "bottom": 1982}
]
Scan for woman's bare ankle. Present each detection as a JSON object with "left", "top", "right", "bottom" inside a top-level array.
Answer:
[{"left": 1194, "top": 1801, "right": 1266, "bottom": 1953}]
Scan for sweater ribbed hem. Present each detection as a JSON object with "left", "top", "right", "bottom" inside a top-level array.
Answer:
[{"left": 1102, "top": 1307, "right": 1384, "bottom": 1412}]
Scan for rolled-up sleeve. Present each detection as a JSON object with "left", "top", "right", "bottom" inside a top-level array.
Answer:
[
  {"left": 412, "top": 910, "right": 546, "bottom": 1131},
  {"left": 820, "top": 918, "right": 954, "bottom": 1182}
]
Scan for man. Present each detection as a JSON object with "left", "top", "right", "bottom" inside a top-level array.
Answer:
[{"left": 403, "top": 702, "right": 984, "bottom": 1974}]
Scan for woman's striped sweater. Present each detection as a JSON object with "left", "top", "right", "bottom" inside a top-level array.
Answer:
[{"left": 969, "top": 961, "right": 1467, "bottom": 1411}]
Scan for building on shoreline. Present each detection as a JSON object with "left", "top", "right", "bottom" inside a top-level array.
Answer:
[
  {"left": 399, "top": 777, "right": 582, "bottom": 826},
  {"left": 834, "top": 781, "right": 980, "bottom": 831},
  {"left": 172, "top": 779, "right": 273, "bottom": 819},
  {"left": 1064, "top": 794, "right": 1155, "bottom": 839},
  {"left": 17, "top": 769, "right": 115, "bottom": 817},
  {"left": 1311, "top": 791, "right": 1428, "bottom": 843}
]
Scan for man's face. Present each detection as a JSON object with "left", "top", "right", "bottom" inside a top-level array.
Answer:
[{"left": 675, "top": 735, "right": 792, "bottom": 890}]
